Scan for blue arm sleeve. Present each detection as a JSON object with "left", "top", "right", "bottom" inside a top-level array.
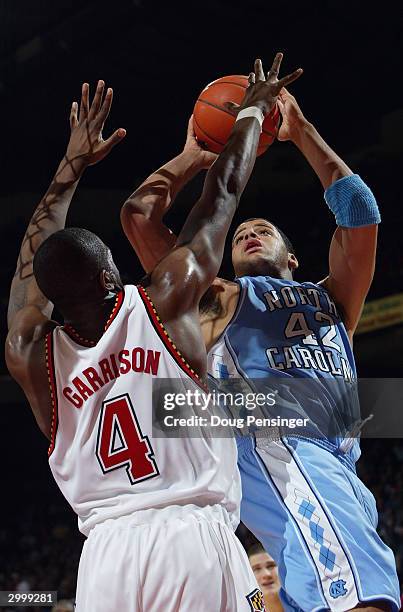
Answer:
[{"left": 324, "top": 174, "right": 381, "bottom": 227}]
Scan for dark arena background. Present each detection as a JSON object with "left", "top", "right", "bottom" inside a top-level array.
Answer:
[{"left": 1, "top": 0, "right": 403, "bottom": 609}]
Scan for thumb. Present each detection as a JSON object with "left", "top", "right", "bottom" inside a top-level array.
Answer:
[
  {"left": 224, "top": 101, "right": 240, "bottom": 116},
  {"left": 102, "top": 128, "right": 126, "bottom": 153},
  {"left": 185, "top": 115, "right": 197, "bottom": 145},
  {"left": 277, "top": 113, "right": 288, "bottom": 141},
  {"left": 70, "top": 101, "right": 79, "bottom": 130},
  {"left": 187, "top": 115, "right": 195, "bottom": 136}
]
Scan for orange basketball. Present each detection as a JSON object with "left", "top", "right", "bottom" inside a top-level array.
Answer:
[{"left": 193, "top": 75, "right": 280, "bottom": 156}]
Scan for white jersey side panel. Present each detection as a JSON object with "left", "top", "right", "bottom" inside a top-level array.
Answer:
[{"left": 47, "top": 285, "right": 240, "bottom": 536}]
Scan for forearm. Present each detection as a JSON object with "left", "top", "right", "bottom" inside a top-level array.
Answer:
[
  {"left": 321, "top": 176, "right": 379, "bottom": 334},
  {"left": 123, "top": 150, "right": 206, "bottom": 220},
  {"left": 178, "top": 117, "right": 261, "bottom": 251},
  {"left": 8, "top": 155, "right": 85, "bottom": 327},
  {"left": 150, "top": 116, "right": 262, "bottom": 312},
  {"left": 292, "top": 121, "right": 352, "bottom": 190},
  {"left": 207, "top": 117, "right": 261, "bottom": 202},
  {"left": 121, "top": 151, "right": 203, "bottom": 272}
]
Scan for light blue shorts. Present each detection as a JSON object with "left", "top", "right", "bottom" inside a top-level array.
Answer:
[{"left": 237, "top": 435, "right": 400, "bottom": 612}]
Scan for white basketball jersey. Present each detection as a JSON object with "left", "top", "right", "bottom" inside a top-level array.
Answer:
[{"left": 46, "top": 285, "right": 240, "bottom": 536}]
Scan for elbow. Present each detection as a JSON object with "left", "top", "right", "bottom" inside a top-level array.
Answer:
[
  {"left": 120, "top": 199, "right": 150, "bottom": 237},
  {"left": 5, "top": 334, "right": 22, "bottom": 376},
  {"left": 121, "top": 196, "right": 149, "bottom": 220}
]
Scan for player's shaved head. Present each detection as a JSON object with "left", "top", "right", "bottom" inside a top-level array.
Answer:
[{"left": 33, "top": 227, "right": 122, "bottom": 311}]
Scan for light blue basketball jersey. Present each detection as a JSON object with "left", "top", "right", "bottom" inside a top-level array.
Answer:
[
  {"left": 207, "top": 275, "right": 361, "bottom": 462},
  {"left": 207, "top": 275, "right": 401, "bottom": 611}
]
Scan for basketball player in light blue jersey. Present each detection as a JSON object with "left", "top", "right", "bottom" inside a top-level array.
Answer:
[{"left": 120, "top": 82, "right": 400, "bottom": 611}]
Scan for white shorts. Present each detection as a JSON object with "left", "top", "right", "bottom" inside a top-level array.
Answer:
[{"left": 75, "top": 505, "right": 263, "bottom": 612}]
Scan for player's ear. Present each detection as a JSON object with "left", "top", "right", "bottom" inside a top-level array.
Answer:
[
  {"left": 288, "top": 253, "right": 298, "bottom": 271},
  {"left": 99, "top": 269, "right": 115, "bottom": 292}
]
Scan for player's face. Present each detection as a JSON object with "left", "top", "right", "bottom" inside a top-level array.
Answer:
[
  {"left": 231, "top": 219, "right": 290, "bottom": 278},
  {"left": 249, "top": 551, "right": 281, "bottom": 598}
]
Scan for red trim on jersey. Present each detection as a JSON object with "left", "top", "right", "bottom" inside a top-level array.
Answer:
[
  {"left": 137, "top": 285, "right": 208, "bottom": 392},
  {"left": 62, "top": 290, "right": 125, "bottom": 347},
  {"left": 104, "top": 290, "right": 124, "bottom": 331},
  {"left": 63, "top": 325, "right": 96, "bottom": 347},
  {"left": 45, "top": 332, "right": 59, "bottom": 457}
]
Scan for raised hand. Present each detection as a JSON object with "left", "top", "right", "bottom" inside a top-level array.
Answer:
[
  {"left": 183, "top": 115, "right": 217, "bottom": 169},
  {"left": 226, "top": 54, "right": 303, "bottom": 118},
  {"left": 277, "top": 87, "right": 308, "bottom": 142},
  {"left": 66, "top": 80, "right": 126, "bottom": 168}
]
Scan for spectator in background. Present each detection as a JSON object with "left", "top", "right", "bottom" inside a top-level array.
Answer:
[
  {"left": 248, "top": 543, "right": 283, "bottom": 612},
  {"left": 52, "top": 600, "right": 74, "bottom": 612}
]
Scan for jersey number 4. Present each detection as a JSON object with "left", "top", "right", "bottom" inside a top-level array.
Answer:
[{"left": 96, "top": 393, "right": 159, "bottom": 485}]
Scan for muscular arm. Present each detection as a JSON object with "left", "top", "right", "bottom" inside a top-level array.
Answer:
[
  {"left": 149, "top": 56, "right": 303, "bottom": 325},
  {"left": 120, "top": 117, "right": 216, "bottom": 273},
  {"left": 6, "top": 149, "right": 87, "bottom": 437},
  {"left": 120, "top": 151, "right": 200, "bottom": 272},
  {"left": 6, "top": 81, "right": 126, "bottom": 436},
  {"left": 7, "top": 158, "right": 83, "bottom": 328},
  {"left": 324, "top": 223, "right": 377, "bottom": 338},
  {"left": 148, "top": 114, "right": 262, "bottom": 315},
  {"left": 290, "top": 119, "right": 352, "bottom": 190},
  {"left": 279, "top": 90, "right": 377, "bottom": 337},
  {"left": 7, "top": 81, "right": 123, "bottom": 329}
]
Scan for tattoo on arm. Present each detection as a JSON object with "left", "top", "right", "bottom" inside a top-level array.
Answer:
[
  {"left": 9, "top": 155, "right": 82, "bottom": 326},
  {"left": 9, "top": 79, "right": 126, "bottom": 327},
  {"left": 16, "top": 155, "right": 84, "bottom": 279}
]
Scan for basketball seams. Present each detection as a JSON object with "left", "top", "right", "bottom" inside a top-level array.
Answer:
[
  {"left": 196, "top": 100, "right": 277, "bottom": 141},
  {"left": 194, "top": 75, "right": 280, "bottom": 153},
  {"left": 196, "top": 106, "right": 278, "bottom": 138},
  {"left": 203, "top": 80, "right": 249, "bottom": 91},
  {"left": 198, "top": 97, "right": 238, "bottom": 121},
  {"left": 193, "top": 114, "right": 225, "bottom": 147}
]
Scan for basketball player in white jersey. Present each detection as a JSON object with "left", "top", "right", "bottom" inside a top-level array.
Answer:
[{"left": 6, "top": 57, "right": 302, "bottom": 611}]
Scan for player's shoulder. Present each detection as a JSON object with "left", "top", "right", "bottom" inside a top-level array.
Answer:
[
  {"left": 213, "top": 276, "right": 238, "bottom": 296},
  {"left": 200, "top": 277, "right": 238, "bottom": 315},
  {"left": 6, "top": 310, "right": 55, "bottom": 438},
  {"left": 6, "top": 306, "right": 57, "bottom": 386},
  {"left": 213, "top": 276, "right": 237, "bottom": 288},
  {"left": 6, "top": 306, "right": 57, "bottom": 360}
]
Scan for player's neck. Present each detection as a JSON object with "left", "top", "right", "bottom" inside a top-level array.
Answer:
[
  {"left": 236, "top": 265, "right": 293, "bottom": 280},
  {"left": 62, "top": 293, "right": 120, "bottom": 343},
  {"left": 263, "top": 593, "right": 284, "bottom": 612}
]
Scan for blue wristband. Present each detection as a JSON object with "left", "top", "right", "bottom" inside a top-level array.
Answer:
[{"left": 324, "top": 174, "right": 381, "bottom": 227}]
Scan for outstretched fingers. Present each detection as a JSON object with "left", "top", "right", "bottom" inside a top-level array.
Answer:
[
  {"left": 70, "top": 101, "right": 78, "bottom": 130},
  {"left": 79, "top": 82, "right": 89, "bottom": 123},
  {"left": 248, "top": 71, "right": 256, "bottom": 87},
  {"left": 254, "top": 58, "right": 265, "bottom": 81},
  {"left": 88, "top": 80, "right": 105, "bottom": 121},
  {"left": 102, "top": 128, "right": 127, "bottom": 154},
  {"left": 224, "top": 100, "right": 240, "bottom": 116},
  {"left": 96, "top": 87, "right": 114, "bottom": 128},
  {"left": 267, "top": 52, "right": 283, "bottom": 79},
  {"left": 277, "top": 68, "right": 303, "bottom": 89}
]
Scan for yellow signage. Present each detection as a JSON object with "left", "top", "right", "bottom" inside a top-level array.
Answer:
[{"left": 356, "top": 293, "right": 403, "bottom": 334}]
